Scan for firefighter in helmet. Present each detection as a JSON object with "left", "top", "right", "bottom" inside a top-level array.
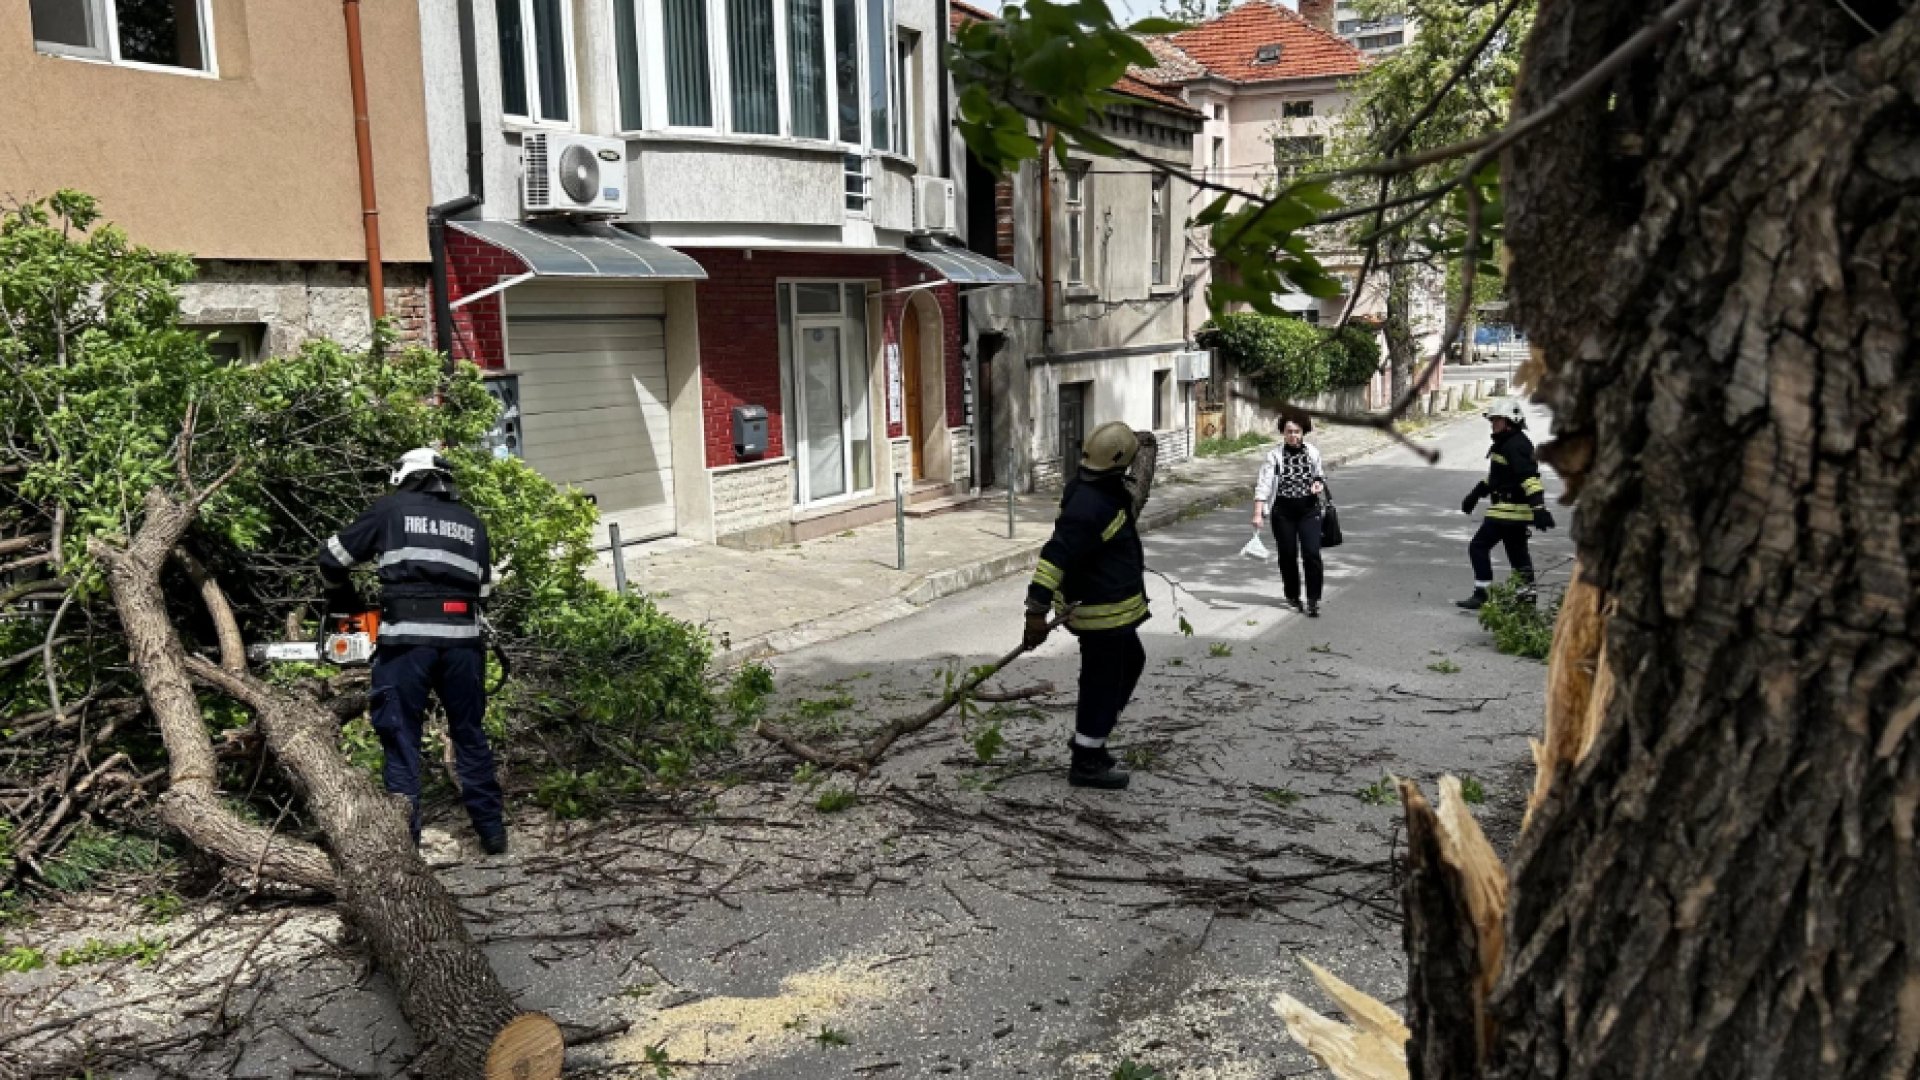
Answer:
[
  {"left": 318, "top": 448, "right": 507, "bottom": 854},
  {"left": 1023, "top": 422, "right": 1156, "bottom": 790},
  {"left": 1457, "top": 401, "right": 1553, "bottom": 610}
]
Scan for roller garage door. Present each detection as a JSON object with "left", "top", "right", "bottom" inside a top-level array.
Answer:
[{"left": 505, "top": 282, "right": 676, "bottom": 541}]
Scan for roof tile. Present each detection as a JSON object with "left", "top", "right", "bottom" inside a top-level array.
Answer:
[{"left": 1165, "top": 1, "right": 1364, "bottom": 84}]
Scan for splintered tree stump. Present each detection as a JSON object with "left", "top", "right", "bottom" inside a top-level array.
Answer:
[{"left": 486, "top": 1013, "right": 565, "bottom": 1080}]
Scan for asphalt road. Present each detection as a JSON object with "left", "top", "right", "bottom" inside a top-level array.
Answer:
[
  {"left": 38, "top": 406, "right": 1569, "bottom": 1079},
  {"left": 592, "top": 402, "right": 1574, "bottom": 1079}
]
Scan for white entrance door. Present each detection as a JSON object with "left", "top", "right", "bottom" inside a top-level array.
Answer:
[{"left": 506, "top": 282, "right": 677, "bottom": 541}]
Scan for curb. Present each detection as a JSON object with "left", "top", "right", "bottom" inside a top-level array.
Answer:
[{"left": 713, "top": 417, "right": 1466, "bottom": 668}]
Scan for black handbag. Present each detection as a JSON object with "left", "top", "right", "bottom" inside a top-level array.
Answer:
[{"left": 1319, "top": 485, "right": 1344, "bottom": 548}]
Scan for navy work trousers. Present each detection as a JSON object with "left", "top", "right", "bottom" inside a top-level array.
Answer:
[
  {"left": 1469, "top": 518, "right": 1534, "bottom": 584},
  {"left": 368, "top": 643, "right": 504, "bottom": 841},
  {"left": 1269, "top": 495, "right": 1324, "bottom": 603},
  {"left": 1075, "top": 627, "right": 1147, "bottom": 744}
]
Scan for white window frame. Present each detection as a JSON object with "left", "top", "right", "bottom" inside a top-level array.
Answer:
[
  {"left": 1064, "top": 164, "right": 1088, "bottom": 287},
  {"left": 779, "top": 279, "right": 880, "bottom": 507},
  {"left": 634, "top": 0, "right": 871, "bottom": 145},
  {"left": 32, "top": 0, "right": 220, "bottom": 79},
  {"left": 500, "top": 0, "right": 579, "bottom": 130},
  {"left": 889, "top": 28, "right": 916, "bottom": 163}
]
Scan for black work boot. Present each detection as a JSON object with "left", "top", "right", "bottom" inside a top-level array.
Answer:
[
  {"left": 477, "top": 827, "right": 509, "bottom": 856},
  {"left": 1285, "top": 597, "right": 1305, "bottom": 613},
  {"left": 1455, "top": 588, "right": 1488, "bottom": 611},
  {"left": 1306, "top": 600, "right": 1321, "bottom": 618},
  {"left": 1067, "top": 740, "right": 1131, "bottom": 790}
]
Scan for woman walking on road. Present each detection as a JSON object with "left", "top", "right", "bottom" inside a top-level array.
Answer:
[{"left": 1253, "top": 418, "right": 1327, "bottom": 616}]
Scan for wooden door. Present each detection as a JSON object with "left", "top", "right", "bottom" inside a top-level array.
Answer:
[{"left": 901, "top": 306, "right": 924, "bottom": 479}]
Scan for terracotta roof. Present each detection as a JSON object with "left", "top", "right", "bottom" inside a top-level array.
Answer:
[
  {"left": 950, "top": 0, "right": 994, "bottom": 32},
  {"left": 1113, "top": 73, "right": 1200, "bottom": 115},
  {"left": 1135, "top": 36, "right": 1207, "bottom": 84},
  {"left": 1165, "top": 1, "right": 1364, "bottom": 84}
]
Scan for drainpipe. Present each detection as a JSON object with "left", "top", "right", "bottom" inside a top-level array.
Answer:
[
  {"left": 430, "top": 0, "right": 486, "bottom": 370},
  {"left": 343, "top": 0, "right": 385, "bottom": 321},
  {"left": 1039, "top": 126, "right": 1055, "bottom": 352}
]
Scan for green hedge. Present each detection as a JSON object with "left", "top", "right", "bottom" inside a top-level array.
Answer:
[
  {"left": 1210, "top": 315, "right": 1382, "bottom": 399},
  {"left": 1328, "top": 325, "right": 1383, "bottom": 389},
  {"left": 1211, "top": 314, "right": 1327, "bottom": 400}
]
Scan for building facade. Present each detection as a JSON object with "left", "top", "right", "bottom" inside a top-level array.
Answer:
[
  {"left": 950, "top": 4, "right": 1206, "bottom": 493},
  {"left": 3, "top": 0, "right": 436, "bottom": 353},
  {"left": 424, "top": 0, "right": 1013, "bottom": 548}
]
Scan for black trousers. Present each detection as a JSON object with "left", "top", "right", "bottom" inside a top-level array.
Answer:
[
  {"left": 1270, "top": 496, "right": 1324, "bottom": 602},
  {"left": 369, "top": 644, "right": 504, "bottom": 840},
  {"left": 1075, "top": 627, "right": 1146, "bottom": 745},
  {"left": 1469, "top": 518, "right": 1534, "bottom": 583}
]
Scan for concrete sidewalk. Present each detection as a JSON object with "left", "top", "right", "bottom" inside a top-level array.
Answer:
[{"left": 597, "top": 414, "right": 1471, "bottom": 664}]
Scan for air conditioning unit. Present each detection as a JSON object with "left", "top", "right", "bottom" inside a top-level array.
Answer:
[
  {"left": 523, "top": 132, "right": 627, "bottom": 215},
  {"left": 913, "top": 176, "right": 957, "bottom": 235},
  {"left": 1176, "top": 349, "right": 1213, "bottom": 382}
]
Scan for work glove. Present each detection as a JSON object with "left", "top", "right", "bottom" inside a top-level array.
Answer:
[
  {"left": 1462, "top": 482, "right": 1489, "bottom": 516},
  {"left": 1022, "top": 610, "right": 1052, "bottom": 651},
  {"left": 1533, "top": 508, "right": 1557, "bottom": 531}
]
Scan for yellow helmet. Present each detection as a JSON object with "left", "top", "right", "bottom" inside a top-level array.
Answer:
[{"left": 1080, "top": 421, "right": 1140, "bottom": 473}]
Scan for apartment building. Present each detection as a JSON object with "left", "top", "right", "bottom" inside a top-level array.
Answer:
[
  {"left": 950, "top": 2, "right": 1206, "bottom": 494},
  {"left": 4, "top": 0, "right": 437, "bottom": 355},
  {"left": 423, "top": 0, "right": 1016, "bottom": 549}
]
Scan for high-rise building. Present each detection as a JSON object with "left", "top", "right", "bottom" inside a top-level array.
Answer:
[{"left": 1333, "top": 2, "right": 1414, "bottom": 54}]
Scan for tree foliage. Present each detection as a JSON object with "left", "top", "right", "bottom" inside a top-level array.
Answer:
[{"left": 0, "top": 193, "right": 722, "bottom": 888}]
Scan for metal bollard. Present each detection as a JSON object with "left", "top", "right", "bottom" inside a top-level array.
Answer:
[
  {"left": 609, "top": 521, "right": 628, "bottom": 596},
  {"left": 895, "top": 473, "right": 907, "bottom": 571},
  {"left": 1006, "top": 445, "right": 1016, "bottom": 540}
]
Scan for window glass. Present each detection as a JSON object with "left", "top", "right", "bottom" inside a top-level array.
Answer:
[
  {"left": 664, "top": 0, "right": 715, "bottom": 126},
  {"left": 531, "top": 0, "right": 569, "bottom": 122},
  {"left": 496, "top": 0, "right": 530, "bottom": 116},
  {"left": 865, "top": 0, "right": 890, "bottom": 152},
  {"left": 797, "top": 283, "right": 843, "bottom": 315},
  {"left": 833, "top": 0, "right": 862, "bottom": 144},
  {"left": 31, "top": 0, "right": 103, "bottom": 54},
  {"left": 615, "top": 0, "right": 645, "bottom": 129},
  {"left": 788, "top": 0, "right": 830, "bottom": 139},
  {"left": 117, "top": 0, "right": 206, "bottom": 69},
  {"left": 845, "top": 289, "right": 871, "bottom": 492},
  {"left": 728, "top": 0, "right": 780, "bottom": 134},
  {"left": 892, "top": 34, "right": 914, "bottom": 157}
]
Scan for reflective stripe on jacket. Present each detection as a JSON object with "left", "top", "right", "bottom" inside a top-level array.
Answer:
[
  {"left": 1027, "top": 473, "right": 1149, "bottom": 635},
  {"left": 1484, "top": 430, "right": 1546, "bottom": 522},
  {"left": 319, "top": 490, "right": 492, "bottom": 647}
]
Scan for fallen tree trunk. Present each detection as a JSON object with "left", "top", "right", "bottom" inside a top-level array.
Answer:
[{"left": 94, "top": 488, "right": 562, "bottom": 1080}]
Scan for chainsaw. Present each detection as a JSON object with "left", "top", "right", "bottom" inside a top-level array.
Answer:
[
  {"left": 247, "top": 611, "right": 512, "bottom": 691},
  {"left": 247, "top": 613, "right": 380, "bottom": 667}
]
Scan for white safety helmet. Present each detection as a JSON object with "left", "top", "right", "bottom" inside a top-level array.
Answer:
[
  {"left": 391, "top": 447, "right": 453, "bottom": 486},
  {"left": 1484, "top": 400, "right": 1527, "bottom": 426}
]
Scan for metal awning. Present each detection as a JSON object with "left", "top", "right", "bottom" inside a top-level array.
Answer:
[
  {"left": 449, "top": 219, "right": 708, "bottom": 280},
  {"left": 903, "top": 238, "right": 1023, "bottom": 286}
]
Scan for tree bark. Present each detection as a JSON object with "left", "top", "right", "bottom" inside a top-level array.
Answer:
[
  {"left": 1382, "top": 238, "right": 1418, "bottom": 404},
  {"left": 90, "top": 493, "right": 336, "bottom": 894},
  {"left": 1402, "top": 3, "right": 1920, "bottom": 1077},
  {"left": 94, "top": 489, "right": 561, "bottom": 1079}
]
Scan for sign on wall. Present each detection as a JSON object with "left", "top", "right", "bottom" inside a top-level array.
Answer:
[{"left": 886, "top": 341, "right": 903, "bottom": 426}]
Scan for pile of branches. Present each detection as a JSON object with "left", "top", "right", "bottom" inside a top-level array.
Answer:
[{"left": 0, "top": 192, "right": 721, "bottom": 906}]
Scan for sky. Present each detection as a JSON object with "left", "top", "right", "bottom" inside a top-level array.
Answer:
[{"left": 973, "top": 0, "right": 1301, "bottom": 31}]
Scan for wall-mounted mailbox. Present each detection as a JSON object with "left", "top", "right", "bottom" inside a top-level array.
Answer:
[{"left": 732, "top": 405, "right": 769, "bottom": 457}]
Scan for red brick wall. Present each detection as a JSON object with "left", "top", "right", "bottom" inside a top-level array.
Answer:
[
  {"left": 443, "top": 230, "right": 527, "bottom": 370},
  {"left": 689, "top": 249, "right": 962, "bottom": 469}
]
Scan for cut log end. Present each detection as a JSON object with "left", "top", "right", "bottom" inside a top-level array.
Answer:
[{"left": 485, "top": 1012, "right": 565, "bottom": 1080}]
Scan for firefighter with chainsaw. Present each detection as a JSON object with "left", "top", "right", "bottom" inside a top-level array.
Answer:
[
  {"left": 318, "top": 448, "right": 507, "bottom": 854},
  {"left": 1457, "top": 400, "right": 1553, "bottom": 610},
  {"left": 1024, "top": 423, "right": 1157, "bottom": 790}
]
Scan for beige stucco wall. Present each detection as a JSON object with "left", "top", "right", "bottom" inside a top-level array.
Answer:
[{"left": 0, "top": 0, "right": 432, "bottom": 263}]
